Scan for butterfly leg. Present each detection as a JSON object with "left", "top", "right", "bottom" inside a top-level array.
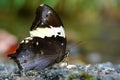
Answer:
[{"left": 60, "top": 50, "right": 70, "bottom": 67}]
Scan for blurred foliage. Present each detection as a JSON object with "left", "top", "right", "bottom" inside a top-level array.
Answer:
[{"left": 0, "top": 0, "right": 120, "bottom": 63}]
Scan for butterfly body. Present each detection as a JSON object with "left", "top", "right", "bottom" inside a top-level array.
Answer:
[{"left": 8, "top": 4, "right": 66, "bottom": 71}]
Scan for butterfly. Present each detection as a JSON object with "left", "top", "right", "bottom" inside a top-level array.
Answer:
[{"left": 8, "top": 4, "right": 67, "bottom": 71}]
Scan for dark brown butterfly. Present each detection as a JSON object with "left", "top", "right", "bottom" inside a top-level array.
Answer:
[{"left": 8, "top": 4, "right": 67, "bottom": 71}]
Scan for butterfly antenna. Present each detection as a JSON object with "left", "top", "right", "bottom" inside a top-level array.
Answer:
[{"left": 67, "top": 41, "right": 85, "bottom": 51}]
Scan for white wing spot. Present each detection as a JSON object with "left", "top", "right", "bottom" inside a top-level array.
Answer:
[
  {"left": 36, "top": 41, "right": 39, "bottom": 46},
  {"left": 20, "top": 40, "right": 24, "bottom": 43},
  {"left": 25, "top": 37, "right": 33, "bottom": 40},
  {"left": 40, "top": 4, "right": 44, "bottom": 6},
  {"left": 61, "top": 43, "right": 64, "bottom": 46},
  {"left": 40, "top": 50, "right": 44, "bottom": 55},
  {"left": 48, "top": 11, "right": 51, "bottom": 14},
  {"left": 41, "top": 22, "right": 44, "bottom": 25},
  {"left": 25, "top": 40, "right": 29, "bottom": 43}
]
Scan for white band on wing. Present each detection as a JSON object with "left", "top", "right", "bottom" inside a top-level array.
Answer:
[{"left": 30, "top": 26, "right": 65, "bottom": 38}]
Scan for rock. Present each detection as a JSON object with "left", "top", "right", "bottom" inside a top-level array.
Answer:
[{"left": 0, "top": 62, "right": 120, "bottom": 80}]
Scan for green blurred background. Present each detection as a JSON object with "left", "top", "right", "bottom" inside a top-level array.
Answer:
[{"left": 0, "top": 0, "right": 120, "bottom": 63}]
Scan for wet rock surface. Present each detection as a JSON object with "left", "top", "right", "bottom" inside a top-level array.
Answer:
[{"left": 0, "top": 62, "right": 120, "bottom": 80}]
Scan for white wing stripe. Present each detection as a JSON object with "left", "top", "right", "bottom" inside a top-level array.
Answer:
[{"left": 30, "top": 26, "right": 65, "bottom": 38}]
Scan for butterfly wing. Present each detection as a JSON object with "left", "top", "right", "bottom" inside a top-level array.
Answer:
[{"left": 8, "top": 4, "right": 66, "bottom": 71}]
